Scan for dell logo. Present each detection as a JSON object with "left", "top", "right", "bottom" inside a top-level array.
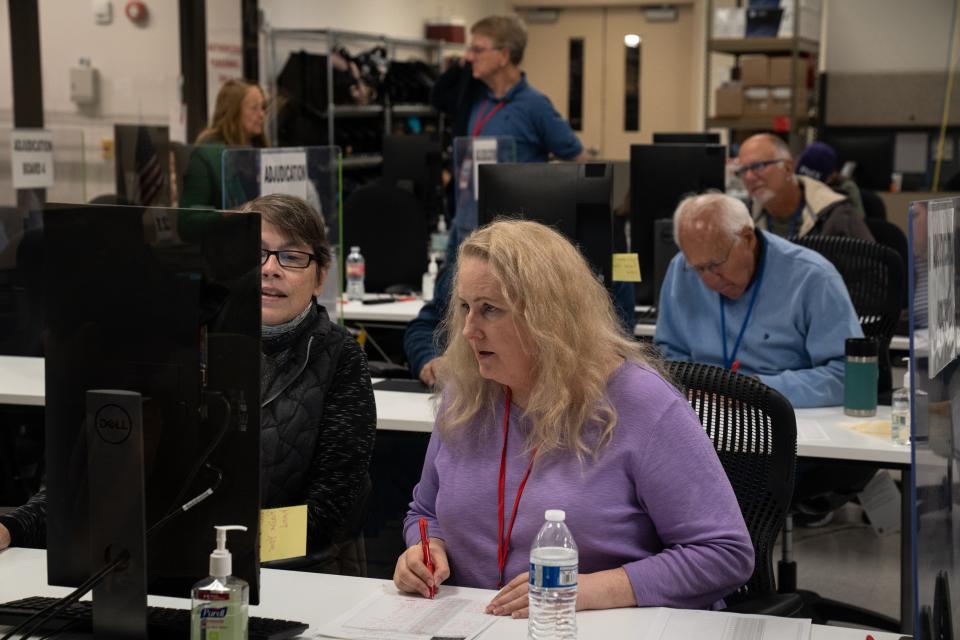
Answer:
[{"left": 94, "top": 404, "right": 132, "bottom": 444}]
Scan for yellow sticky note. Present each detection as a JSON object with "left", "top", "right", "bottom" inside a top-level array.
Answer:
[
  {"left": 612, "top": 253, "right": 642, "bottom": 282},
  {"left": 259, "top": 505, "right": 307, "bottom": 562}
]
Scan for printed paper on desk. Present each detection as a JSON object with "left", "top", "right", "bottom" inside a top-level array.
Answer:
[
  {"left": 314, "top": 584, "right": 498, "bottom": 640},
  {"left": 260, "top": 505, "right": 307, "bottom": 562},
  {"left": 612, "top": 253, "right": 642, "bottom": 282},
  {"left": 642, "top": 607, "right": 812, "bottom": 640}
]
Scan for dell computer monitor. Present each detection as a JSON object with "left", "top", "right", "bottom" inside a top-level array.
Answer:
[
  {"left": 630, "top": 143, "right": 725, "bottom": 305},
  {"left": 43, "top": 203, "right": 262, "bottom": 627},
  {"left": 477, "top": 162, "right": 614, "bottom": 289},
  {"left": 382, "top": 134, "right": 443, "bottom": 220}
]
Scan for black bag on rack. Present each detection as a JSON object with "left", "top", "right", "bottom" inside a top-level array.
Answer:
[{"left": 384, "top": 60, "right": 438, "bottom": 105}]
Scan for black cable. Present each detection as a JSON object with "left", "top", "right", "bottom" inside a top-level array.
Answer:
[
  {"left": 147, "top": 464, "right": 224, "bottom": 538},
  {"left": 166, "top": 389, "right": 232, "bottom": 513}
]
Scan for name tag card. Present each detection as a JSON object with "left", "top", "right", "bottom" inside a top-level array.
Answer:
[
  {"left": 11, "top": 129, "right": 55, "bottom": 189},
  {"left": 259, "top": 149, "right": 308, "bottom": 200}
]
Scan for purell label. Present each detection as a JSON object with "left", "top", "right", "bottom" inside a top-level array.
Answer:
[{"left": 200, "top": 606, "right": 228, "bottom": 619}]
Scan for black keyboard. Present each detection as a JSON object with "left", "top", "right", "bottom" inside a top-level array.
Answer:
[
  {"left": 636, "top": 307, "right": 658, "bottom": 325},
  {"left": 0, "top": 595, "right": 309, "bottom": 639}
]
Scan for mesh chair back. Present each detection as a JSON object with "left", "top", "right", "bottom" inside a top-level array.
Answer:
[
  {"left": 789, "top": 235, "right": 905, "bottom": 392},
  {"left": 665, "top": 360, "right": 797, "bottom": 604}
]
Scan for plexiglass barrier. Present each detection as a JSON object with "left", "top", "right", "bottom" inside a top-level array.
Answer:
[
  {"left": 910, "top": 197, "right": 960, "bottom": 638},
  {"left": 221, "top": 146, "right": 341, "bottom": 318}
]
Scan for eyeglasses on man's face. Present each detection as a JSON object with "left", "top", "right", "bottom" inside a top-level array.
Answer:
[
  {"left": 687, "top": 238, "right": 738, "bottom": 276},
  {"left": 261, "top": 249, "right": 317, "bottom": 269},
  {"left": 467, "top": 44, "right": 499, "bottom": 55},
  {"left": 734, "top": 158, "right": 785, "bottom": 179}
]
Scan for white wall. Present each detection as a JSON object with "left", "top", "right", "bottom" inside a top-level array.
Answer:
[
  {"left": 207, "top": 0, "right": 243, "bottom": 121},
  {"left": 261, "top": 0, "right": 508, "bottom": 39},
  {"left": 0, "top": 5, "right": 10, "bottom": 115},
  {"left": 824, "top": 0, "right": 954, "bottom": 73}
]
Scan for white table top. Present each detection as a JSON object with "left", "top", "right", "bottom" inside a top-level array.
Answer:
[
  {"left": 339, "top": 297, "right": 425, "bottom": 323},
  {"left": 0, "top": 357, "right": 915, "bottom": 466},
  {"left": 0, "top": 548, "right": 904, "bottom": 640}
]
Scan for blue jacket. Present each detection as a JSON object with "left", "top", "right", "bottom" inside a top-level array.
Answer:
[{"left": 655, "top": 231, "right": 863, "bottom": 408}]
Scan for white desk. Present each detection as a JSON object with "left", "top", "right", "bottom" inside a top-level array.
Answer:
[
  {"left": 0, "top": 548, "right": 904, "bottom": 639},
  {"left": 339, "top": 298, "right": 424, "bottom": 323},
  {"left": 0, "top": 356, "right": 43, "bottom": 406}
]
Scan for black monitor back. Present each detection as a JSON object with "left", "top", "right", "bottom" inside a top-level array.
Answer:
[
  {"left": 653, "top": 219, "right": 680, "bottom": 307},
  {"left": 478, "top": 162, "right": 614, "bottom": 289},
  {"left": 630, "top": 143, "right": 725, "bottom": 304},
  {"left": 652, "top": 132, "right": 721, "bottom": 144},
  {"left": 43, "top": 204, "right": 263, "bottom": 602},
  {"left": 382, "top": 134, "right": 443, "bottom": 220}
]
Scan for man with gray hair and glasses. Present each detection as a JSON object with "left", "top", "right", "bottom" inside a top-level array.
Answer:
[
  {"left": 654, "top": 192, "right": 863, "bottom": 408},
  {"left": 736, "top": 133, "right": 872, "bottom": 241}
]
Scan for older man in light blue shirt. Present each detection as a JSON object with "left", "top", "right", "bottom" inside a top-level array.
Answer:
[{"left": 655, "top": 192, "right": 863, "bottom": 408}]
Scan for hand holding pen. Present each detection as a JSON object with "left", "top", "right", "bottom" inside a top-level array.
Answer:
[{"left": 392, "top": 518, "right": 450, "bottom": 599}]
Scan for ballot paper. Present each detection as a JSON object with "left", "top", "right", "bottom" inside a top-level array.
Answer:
[
  {"left": 314, "top": 584, "right": 498, "bottom": 640},
  {"left": 643, "top": 608, "right": 812, "bottom": 640}
]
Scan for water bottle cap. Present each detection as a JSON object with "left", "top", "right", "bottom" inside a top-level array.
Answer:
[
  {"left": 350, "top": 246, "right": 361, "bottom": 253},
  {"left": 545, "top": 509, "right": 565, "bottom": 522}
]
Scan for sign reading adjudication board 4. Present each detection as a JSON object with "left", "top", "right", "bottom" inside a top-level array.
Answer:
[
  {"left": 927, "top": 199, "right": 956, "bottom": 378},
  {"left": 10, "top": 129, "right": 54, "bottom": 189},
  {"left": 259, "top": 149, "right": 308, "bottom": 200}
]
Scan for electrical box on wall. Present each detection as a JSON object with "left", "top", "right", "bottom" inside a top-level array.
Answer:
[
  {"left": 70, "top": 63, "right": 99, "bottom": 105},
  {"left": 93, "top": 0, "right": 113, "bottom": 25}
]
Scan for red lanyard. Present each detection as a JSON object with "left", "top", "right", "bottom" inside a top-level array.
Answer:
[
  {"left": 472, "top": 99, "right": 507, "bottom": 137},
  {"left": 497, "top": 387, "right": 537, "bottom": 588}
]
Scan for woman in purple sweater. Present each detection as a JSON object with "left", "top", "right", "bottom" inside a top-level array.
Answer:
[{"left": 392, "top": 220, "right": 754, "bottom": 616}]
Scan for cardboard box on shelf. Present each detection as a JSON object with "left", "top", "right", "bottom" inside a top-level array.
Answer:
[
  {"left": 743, "top": 87, "right": 772, "bottom": 116},
  {"left": 769, "top": 85, "right": 809, "bottom": 116},
  {"left": 740, "top": 55, "right": 770, "bottom": 86},
  {"left": 778, "top": 6, "right": 821, "bottom": 40},
  {"left": 769, "top": 56, "right": 809, "bottom": 86},
  {"left": 715, "top": 83, "right": 744, "bottom": 117}
]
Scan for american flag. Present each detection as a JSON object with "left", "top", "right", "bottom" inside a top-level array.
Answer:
[{"left": 133, "top": 126, "right": 163, "bottom": 205}]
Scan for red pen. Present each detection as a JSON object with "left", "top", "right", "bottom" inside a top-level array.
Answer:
[{"left": 418, "top": 517, "right": 437, "bottom": 598}]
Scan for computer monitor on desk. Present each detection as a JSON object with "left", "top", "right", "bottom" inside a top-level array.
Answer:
[
  {"left": 42, "top": 204, "right": 262, "bottom": 634},
  {"left": 630, "top": 143, "right": 725, "bottom": 305},
  {"left": 477, "top": 162, "right": 614, "bottom": 290}
]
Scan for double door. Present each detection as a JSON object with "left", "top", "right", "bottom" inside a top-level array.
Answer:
[{"left": 522, "top": 5, "right": 699, "bottom": 159}]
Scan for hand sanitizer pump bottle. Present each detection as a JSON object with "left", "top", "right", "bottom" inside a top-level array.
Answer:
[{"left": 191, "top": 525, "right": 249, "bottom": 640}]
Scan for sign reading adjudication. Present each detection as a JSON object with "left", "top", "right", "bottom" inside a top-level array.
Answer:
[
  {"left": 10, "top": 129, "right": 54, "bottom": 189},
  {"left": 928, "top": 199, "right": 956, "bottom": 378},
  {"left": 259, "top": 149, "right": 308, "bottom": 200}
]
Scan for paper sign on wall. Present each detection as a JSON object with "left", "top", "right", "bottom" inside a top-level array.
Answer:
[
  {"left": 472, "top": 138, "right": 498, "bottom": 200},
  {"left": 260, "top": 504, "right": 307, "bottom": 562},
  {"left": 259, "top": 149, "right": 308, "bottom": 200},
  {"left": 10, "top": 129, "right": 54, "bottom": 189}
]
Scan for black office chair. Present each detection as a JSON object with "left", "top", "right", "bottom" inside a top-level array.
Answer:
[
  {"left": 864, "top": 218, "right": 909, "bottom": 311},
  {"left": 664, "top": 361, "right": 804, "bottom": 616},
  {"left": 790, "top": 234, "right": 905, "bottom": 397},
  {"left": 342, "top": 181, "right": 429, "bottom": 294}
]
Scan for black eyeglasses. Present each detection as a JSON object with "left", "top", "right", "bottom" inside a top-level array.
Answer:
[
  {"left": 261, "top": 249, "right": 317, "bottom": 269},
  {"left": 733, "top": 158, "right": 785, "bottom": 179}
]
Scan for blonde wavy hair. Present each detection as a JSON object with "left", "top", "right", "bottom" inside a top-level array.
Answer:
[
  {"left": 437, "top": 219, "right": 659, "bottom": 457},
  {"left": 196, "top": 78, "right": 270, "bottom": 147}
]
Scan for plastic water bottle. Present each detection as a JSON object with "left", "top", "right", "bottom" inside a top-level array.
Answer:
[
  {"left": 346, "top": 246, "right": 365, "bottom": 301},
  {"left": 421, "top": 255, "right": 438, "bottom": 301},
  {"left": 528, "top": 509, "right": 578, "bottom": 640}
]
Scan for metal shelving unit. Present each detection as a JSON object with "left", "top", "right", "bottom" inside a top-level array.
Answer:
[
  {"left": 262, "top": 26, "right": 458, "bottom": 167},
  {"left": 704, "top": 0, "right": 821, "bottom": 149}
]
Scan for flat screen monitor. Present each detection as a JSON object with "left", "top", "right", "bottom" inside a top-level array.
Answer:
[
  {"left": 652, "top": 132, "right": 721, "bottom": 145},
  {"left": 113, "top": 125, "right": 172, "bottom": 206},
  {"left": 630, "top": 143, "right": 725, "bottom": 305},
  {"left": 382, "top": 134, "right": 443, "bottom": 219},
  {"left": 653, "top": 218, "right": 680, "bottom": 307},
  {"left": 477, "top": 162, "right": 614, "bottom": 289},
  {"left": 819, "top": 132, "right": 894, "bottom": 192},
  {"left": 43, "top": 203, "right": 262, "bottom": 619}
]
